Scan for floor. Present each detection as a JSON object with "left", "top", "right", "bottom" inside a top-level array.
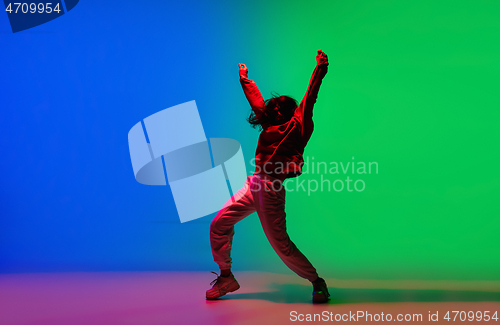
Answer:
[{"left": 0, "top": 271, "right": 499, "bottom": 325}]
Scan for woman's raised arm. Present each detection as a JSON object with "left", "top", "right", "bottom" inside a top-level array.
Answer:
[
  {"left": 239, "top": 63, "right": 265, "bottom": 116},
  {"left": 295, "top": 50, "right": 329, "bottom": 144}
]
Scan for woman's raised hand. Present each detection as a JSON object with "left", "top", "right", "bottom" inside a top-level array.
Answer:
[
  {"left": 238, "top": 63, "right": 248, "bottom": 77},
  {"left": 316, "top": 50, "right": 328, "bottom": 66}
]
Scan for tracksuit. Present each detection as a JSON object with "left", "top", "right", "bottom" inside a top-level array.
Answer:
[{"left": 210, "top": 61, "right": 328, "bottom": 282}]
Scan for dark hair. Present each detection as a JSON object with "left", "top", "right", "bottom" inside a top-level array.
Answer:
[{"left": 247, "top": 92, "right": 298, "bottom": 130}]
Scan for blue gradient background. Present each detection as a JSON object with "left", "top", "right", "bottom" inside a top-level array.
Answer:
[
  {"left": 0, "top": 0, "right": 274, "bottom": 273},
  {"left": 1, "top": 0, "right": 499, "bottom": 280}
]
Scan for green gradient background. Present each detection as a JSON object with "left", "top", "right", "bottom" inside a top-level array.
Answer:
[{"left": 216, "top": 0, "right": 500, "bottom": 281}]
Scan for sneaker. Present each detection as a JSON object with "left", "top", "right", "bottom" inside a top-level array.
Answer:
[
  {"left": 312, "top": 277, "right": 330, "bottom": 303},
  {"left": 206, "top": 271, "right": 240, "bottom": 300}
]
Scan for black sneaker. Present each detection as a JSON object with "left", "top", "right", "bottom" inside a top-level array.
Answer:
[{"left": 312, "top": 277, "right": 330, "bottom": 303}]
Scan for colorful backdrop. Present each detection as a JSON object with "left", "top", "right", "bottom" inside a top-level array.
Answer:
[{"left": 1, "top": 0, "right": 499, "bottom": 281}]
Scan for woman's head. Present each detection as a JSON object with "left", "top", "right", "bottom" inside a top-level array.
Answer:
[{"left": 247, "top": 93, "right": 298, "bottom": 130}]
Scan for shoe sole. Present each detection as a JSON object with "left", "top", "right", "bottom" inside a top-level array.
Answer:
[
  {"left": 313, "top": 293, "right": 331, "bottom": 304},
  {"left": 206, "top": 282, "right": 240, "bottom": 300}
]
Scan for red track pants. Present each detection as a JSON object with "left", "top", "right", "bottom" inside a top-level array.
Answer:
[{"left": 210, "top": 174, "right": 319, "bottom": 282}]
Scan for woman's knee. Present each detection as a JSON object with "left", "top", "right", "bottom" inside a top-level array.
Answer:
[
  {"left": 210, "top": 215, "right": 222, "bottom": 234},
  {"left": 210, "top": 208, "right": 231, "bottom": 234}
]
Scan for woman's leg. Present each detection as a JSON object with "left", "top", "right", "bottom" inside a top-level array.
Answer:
[
  {"left": 252, "top": 175, "right": 319, "bottom": 282},
  {"left": 210, "top": 176, "right": 256, "bottom": 271}
]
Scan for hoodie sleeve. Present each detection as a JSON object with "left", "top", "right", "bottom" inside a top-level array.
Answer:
[
  {"left": 295, "top": 63, "right": 328, "bottom": 144},
  {"left": 240, "top": 71, "right": 265, "bottom": 116}
]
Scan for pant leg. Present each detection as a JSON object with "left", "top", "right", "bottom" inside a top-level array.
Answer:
[
  {"left": 210, "top": 176, "right": 256, "bottom": 270},
  {"left": 252, "top": 175, "right": 319, "bottom": 282}
]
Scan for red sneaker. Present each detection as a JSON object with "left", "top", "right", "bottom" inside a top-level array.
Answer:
[{"left": 206, "top": 271, "right": 240, "bottom": 300}]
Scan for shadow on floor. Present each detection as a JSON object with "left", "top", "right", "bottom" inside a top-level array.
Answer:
[{"left": 223, "top": 283, "right": 500, "bottom": 304}]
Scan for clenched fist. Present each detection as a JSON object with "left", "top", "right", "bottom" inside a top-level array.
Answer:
[
  {"left": 316, "top": 50, "right": 328, "bottom": 66},
  {"left": 238, "top": 63, "right": 248, "bottom": 77}
]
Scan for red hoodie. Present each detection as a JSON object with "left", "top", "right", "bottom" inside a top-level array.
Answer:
[{"left": 240, "top": 61, "right": 329, "bottom": 181}]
